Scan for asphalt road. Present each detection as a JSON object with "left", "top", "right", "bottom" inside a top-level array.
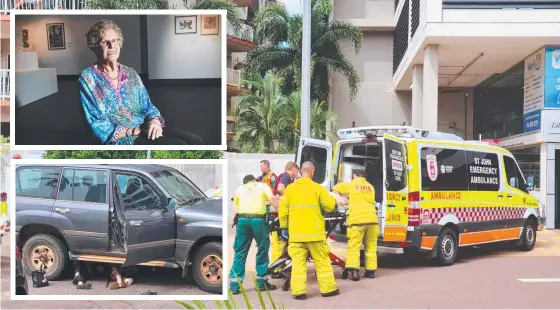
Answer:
[{"left": 1, "top": 230, "right": 559, "bottom": 309}]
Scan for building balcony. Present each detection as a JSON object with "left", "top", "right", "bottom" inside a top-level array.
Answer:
[
  {"left": 0, "top": 69, "right": 9, "bottom": 101},
  {"left": 227, "top": 23, "right": 254, "bottom": 52},
  {"left": 227, "top": 120, "right": 235, "bottom": 143},
  {"left": 227, "top": 68, "right": 248, "bottom": 96},
  {"left": 391, "top": 0, "right": 560, "bottom": 90},
  {"left": 232, "top": 0, "right": 254, "bottom": 7}
]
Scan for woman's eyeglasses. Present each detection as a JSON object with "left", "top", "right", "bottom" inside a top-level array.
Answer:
[{"left": 99, "top": 38, "right": 121, "bottom": 48}]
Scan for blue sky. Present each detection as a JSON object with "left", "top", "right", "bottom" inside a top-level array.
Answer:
[{"left": 281, "top": 0, "right": 302, "bottom": 14}]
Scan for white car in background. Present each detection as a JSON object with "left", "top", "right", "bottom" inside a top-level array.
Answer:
[{"left": 204, "top": 186, "right": 223, "bottom": 199}]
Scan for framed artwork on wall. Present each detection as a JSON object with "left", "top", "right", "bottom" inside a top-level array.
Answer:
[
  {"left": 46, "top": 23, "right": 65, "bottom": 50},
  {"left": 175, "top": 16, "right": 197, "bottom": 34},
  {"left": 200, "top": 15, "right": 219, "bottom": 35}
]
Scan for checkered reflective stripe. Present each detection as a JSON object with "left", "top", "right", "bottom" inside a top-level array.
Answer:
[{"left": 424, "top": 207, "right": 526, "bottom": 224}]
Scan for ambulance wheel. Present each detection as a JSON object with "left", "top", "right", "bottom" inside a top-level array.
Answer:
[
  {"left": 518, "top": 219, "right": 537, "bottom": 251},
  {"left": 435, "top": 228, "right": 458, "bottom": 266}
]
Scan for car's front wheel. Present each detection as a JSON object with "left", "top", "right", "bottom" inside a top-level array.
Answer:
[
  {"left": 518, "top": 219, "right": 537, "bottom": 251},
  {"left": 192, "top": 242, "right": 223, "bottom": 294},
  {"left": 22, "top": 234, "right": 68, "bottom": 280}
]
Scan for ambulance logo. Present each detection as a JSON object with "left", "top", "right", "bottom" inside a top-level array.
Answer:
[
  {"left": 426, "top": 154, "right": 438, "bottom": 182},
  {"left": 422, "top": 209, "right": 431, "bottom": 225}
]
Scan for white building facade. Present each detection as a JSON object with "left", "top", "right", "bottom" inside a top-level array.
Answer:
[{"left": 331, "top": 0, "right": 560, "bottom": 229}]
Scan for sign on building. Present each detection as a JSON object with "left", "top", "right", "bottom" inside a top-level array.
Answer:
[{"left": 523, "top": 48, "right": 545, "bottom": 133}]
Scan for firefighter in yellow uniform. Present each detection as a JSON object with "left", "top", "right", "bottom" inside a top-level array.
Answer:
[
  {"left": 278, "top": 161, "right": 340, "bottom": 300},
  {"left": 332, "top": 169, "right": 379, "bottom": 281}
]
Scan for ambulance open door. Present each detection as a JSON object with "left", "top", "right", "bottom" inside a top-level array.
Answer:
[
  {"left": 381, "top": 134, "right": 409, "bottom": 242},
  {"left": 296, "top": 138, "right": 333, "bottom": 189}
]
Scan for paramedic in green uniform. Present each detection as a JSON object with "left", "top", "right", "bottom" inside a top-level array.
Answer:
[{"left": 230, "top": 175, "right": 278, "bottom": 294}]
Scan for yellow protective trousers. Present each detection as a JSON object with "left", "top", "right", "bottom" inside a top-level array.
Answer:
[
  {"left": 346, "top": 224, "right": 379, "bottom": 271},
  {"left": 288, "top": 241, "right": 338, "bottom": 296},
  {"left": 270, "top": 231, "right": 286, "bottom": 272}
]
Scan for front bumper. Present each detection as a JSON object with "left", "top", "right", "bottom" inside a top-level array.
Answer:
[{"left": 538, "top": 216, "right": 546, "bottom": 231}]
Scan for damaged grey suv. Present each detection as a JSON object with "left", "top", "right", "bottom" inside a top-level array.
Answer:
[{"left": 15, "top": 164, "right": 223, "bottom": 294}]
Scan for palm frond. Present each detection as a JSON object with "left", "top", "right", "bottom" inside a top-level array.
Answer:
[
  {"left": 313, "top": 21, "right": 363, "bottom": 53},
  {"left": 315, "top": 55, "right": 360, "bottom": 101}
]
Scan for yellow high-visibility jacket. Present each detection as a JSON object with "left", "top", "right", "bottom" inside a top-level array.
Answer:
[
  {"left": 279, "top": 177, "right": 336, "bottom": 242},
  {"left": 233, "top": 182, "right": 273, "bottom": 215},
  {"left": 0, "top": 201, "right": 7, "bottom": 217},
  {"left": 332, "top": 177, "right": 378, "bottom": 226}
]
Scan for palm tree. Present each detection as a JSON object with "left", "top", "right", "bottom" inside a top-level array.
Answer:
[
  {"left": 233, "top": 71, "right": 289, "bottom": 153},
  {"left": 86, "top": 0, "right": 242, "bottom": 33},
  {"left": 280, "top": 91, "right": 338, "bottom": 150},
  {"left": 246, "top": 0, "right": 363, "bottom": 102},
  {"left": 234, "top": 71, "right": 338, "bottom": 153}
]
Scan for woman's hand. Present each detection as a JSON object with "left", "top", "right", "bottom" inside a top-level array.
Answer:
[{"left": 147, "top": 118, "right": 163, "bottom": 140}]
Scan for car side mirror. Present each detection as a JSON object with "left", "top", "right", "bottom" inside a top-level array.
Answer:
[{"left": 167, "top": 198, "right": 178, "bottom": 211}]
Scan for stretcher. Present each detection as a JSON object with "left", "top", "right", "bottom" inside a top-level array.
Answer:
[{"left": 266, "top": 208, "right": 347, "bottom": 291}]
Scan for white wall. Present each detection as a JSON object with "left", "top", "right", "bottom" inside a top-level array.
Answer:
[
  {"left": 15, "top": 15, "right": 142, "bottom": 75},
  {"left": 331, "top": 32, "right": 474, "bottom": 139},
  {"left": 332, "top": 33, "right": 407, "bottom": 128},
  {"left": 438, "top": 90, "right": 474, "bottom": 139},
  {"left": 224, "top": 152, "right": 295, "bottom": 219},
  {"left": 147, "top": 15, "right": 222, "bottom": 79},
  {"left": 1, "top": 20, "right": 9, "bottom": 39}
]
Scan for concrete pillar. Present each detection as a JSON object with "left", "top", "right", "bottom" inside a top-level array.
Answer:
[
  {"left": 544, "top": 143, "right": 556, "bottom": 229},
  {"left": 422, "top": 45, "right": 439, "bottom": 132},
  {"left": 412, "top": 65, "right": 424, "bottom": 127}
]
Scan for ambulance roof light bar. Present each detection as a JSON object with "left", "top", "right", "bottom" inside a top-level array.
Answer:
[
  {"left": 337, "top": 125, "right": 464, "bottom": 142},
  {"left": 337, "top": 126, "right": 427, "bottom": 140}
]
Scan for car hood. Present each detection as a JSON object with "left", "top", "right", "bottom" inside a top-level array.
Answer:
[{"left": 175, "top": 198, "right": 222, "bottom": 222}]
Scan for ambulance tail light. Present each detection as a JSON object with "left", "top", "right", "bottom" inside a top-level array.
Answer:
[
  {"left": 408, "top": 191, "right": 421, "bottom": 226},
  {"left": 398, "top": 241, "right": 410, "bottom": 248}
]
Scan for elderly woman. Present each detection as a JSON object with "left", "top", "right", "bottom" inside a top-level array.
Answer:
[{"left": 79, "top": 20, "right": 204, "bottom": 145}]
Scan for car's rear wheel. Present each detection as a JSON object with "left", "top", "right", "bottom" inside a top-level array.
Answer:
[
  {"left": 435, "top": 228, "right": 458, "bottom": 266},
  {"left": 193, "top": 242, "right": 222, "bottom": 294},
  {"left": 22, "top": 234, "right": 68, "bottom": 280},
  {"left": 518, "top": 219, "right": 537, "bottom": 251}
]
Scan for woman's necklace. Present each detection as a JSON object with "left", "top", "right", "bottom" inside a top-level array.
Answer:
[{"left": 101, "top": 65, "right": 119, "bottom": 80}]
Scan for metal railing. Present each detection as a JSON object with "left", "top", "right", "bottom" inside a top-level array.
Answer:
[
  {"left": 8, "top": 0, "right": 88, "bottom": 9},
  {"left": 226, "top": 120, "right": 234, "bottom": 134},
  {"left": 227, "top": 68, "right": 241, "bottom": 87},
  {"left": 0, "top": 69, "right": 9, "bottom": 100},
  {"left": 442, "top": 0, "right": 560, "bottom": 9},
  {"left": 227, "top": 22, "right": 254, "bottom": 43}
]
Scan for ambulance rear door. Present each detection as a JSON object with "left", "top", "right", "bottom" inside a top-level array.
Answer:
[
  {"left": 381, "top": 134, "right": 409, "bottom": 242},
  {"left": 296, "top": 138, "right": 333, "bottom": 189}
]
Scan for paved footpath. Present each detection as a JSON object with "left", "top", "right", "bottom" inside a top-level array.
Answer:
[{"left": 1, "top": 229, "right": 559, "bottom": 309}]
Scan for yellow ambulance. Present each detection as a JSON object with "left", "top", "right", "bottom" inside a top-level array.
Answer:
[{"left": 296, "top": 126, "right": 543, "bottom": 266}]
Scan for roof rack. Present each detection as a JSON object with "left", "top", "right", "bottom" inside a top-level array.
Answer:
[{"left": 337, "top": 125, "right": 464, "bottom": 142}]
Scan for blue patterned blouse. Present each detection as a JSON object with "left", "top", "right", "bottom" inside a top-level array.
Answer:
[{"left": 79, "top": 64, "right": 165, "bottom": 145}]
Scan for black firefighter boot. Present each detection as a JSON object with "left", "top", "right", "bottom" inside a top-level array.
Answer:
[
  {"left": 350, "top": 269, "right": 360, "bottom": 281},
  {"left": 364, "top": 270, "right": 376, "bottom": 279},
  {"left": 257, "top": 280, "right": 278, "bottom": 292},
  {"left": 341, "top": 268, "right": 349, "bottom": 280}
]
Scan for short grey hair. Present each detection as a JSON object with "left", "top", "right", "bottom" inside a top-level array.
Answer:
[{"left": 86, "top": 19, "right": 123, "bottom": 48}]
